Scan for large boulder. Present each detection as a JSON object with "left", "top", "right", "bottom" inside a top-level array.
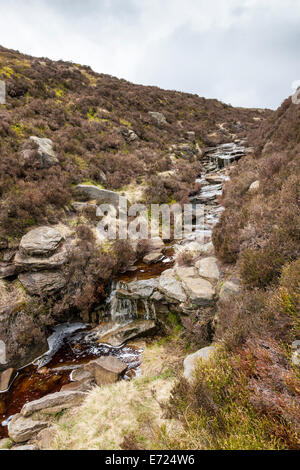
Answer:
[
  {"left": 8, "top": 414, "right": 48, "bottom": 443},
  {"left": 19, "top": 227, "right": 63, "bottom": 257},
  {"left": 28, "top": 136, "right": 59, "bottom": 168},
  {"left": 196, "top": 257, "right": 220, "bottom": 281},
  {"left": 76, "top": 185, "right": 128, "bottom": 209},
  {"left": 158, "top": 269, "right": 187, "bottom": 303},
  {"left": 183, "top": 346, "right": 217, "bottom": 382},
  {"left": 18, "top": 271, "right": 66, "bottom": 295},
  {"left": 21, "top": 391, "right": 87, "bottom": 417},
  {"left": 84, "top": 356, "right": 127, "bottom": 386}
]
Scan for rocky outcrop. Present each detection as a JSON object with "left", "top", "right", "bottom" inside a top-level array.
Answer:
[
  {"left": 18, "top": 271, "right": 66, "bottom": 296},
  {"left": 119, "top": 126, "right": 138, "bottom": 143},
  {"left": 19, "top": 227, "right": 64, "bottom": 257},
  {"left": 22, "top": 137, "right": 59, "bottom": 169},
  {"left": 8, "top": 414, "right": 48, "bottom": 443},
  {"left": 148, "top": 111, "right": 167, "bottom": 127},
  {"left": 15, "top": 248, "right": 68, "bottom": 271},
  {"left": 76, "top": 185, "right": 128, "bottom": 209},
  {"left": 84, "top": 357, "right": 127, "bottom": 386},
  {"left": 0, "top": 263, "right": 17, "bottom": 279},
  {"left": 183, "top": 346, "right": 217, "bottom": 382},
  {"left": 21, "top": 391, "right": 87, "bottom": 417}
]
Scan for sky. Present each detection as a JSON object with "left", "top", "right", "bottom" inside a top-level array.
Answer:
[{"left": 0, "top": 0, "right": 300, "bottom": 109}]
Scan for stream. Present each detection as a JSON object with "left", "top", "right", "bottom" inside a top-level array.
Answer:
[{"left": 0, "top": 140, "right": 246, "bottom": 439}]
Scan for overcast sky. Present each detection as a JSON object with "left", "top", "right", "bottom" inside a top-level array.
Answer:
[{"left": 0, "top": 0, "right": 299, "bottom": 109}]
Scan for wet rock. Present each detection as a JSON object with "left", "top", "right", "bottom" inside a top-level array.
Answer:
[
  {"left": 148, "top": 111, "right": 167, "bottom": 127},
  {"left": 196, "top": 257, "right": 220, "bottom": 281},
  {"left": 219, "top": 281, "right": 241, "bottom": 302},
  {"left": 158, "top": 269, "right": 187, "bottom": 303},
  {"left": 19, "top": 227, "right": 63, "bottom": 257},
  {"left": 18, "top": 271, "right": 66, "bottom": 295},
  {"left": 26, "top": 137, "right": 59, "bottom": 168},
  {"left": 0, "top": 368, "right": 15, "bottom": 392},
  {"left": 70, "top": 369, "right": 94, "bottom": 382},
  {"left": 248, "top": 180, "right": 260, "bottom": 192},
  {"left": 143, "top": 251, "right": 164, "bottom": 264},
  {"left": 8, "top": 414, "right": 48, "bottom": 443},
  {"left": 76, "top": 185, "right": 128, "bottom": 209},
  {"left": 21, "top": 391, "right": 87, "bottom": 417},
  {"left": 92, "top": 320, "right": 156, "bottom": 347},
  {"left": 84, "top": 356, "right": 127, "bottom": 386},
  {"left": 15, "top": 247, "right": 68, "bottom": 271},
  {"left": 60, "top": 379, "right": 94, "bottom": 393},
  {"left": 127, "top": 279, "right": 159, "bottom": 299},
  {"left": 183, "top": 346, "right": 217, "bottom": 382}
]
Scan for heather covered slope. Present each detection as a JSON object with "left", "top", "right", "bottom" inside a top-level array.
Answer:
[{"left": 0, "top": 45, "right": 269, "bottom": 240}]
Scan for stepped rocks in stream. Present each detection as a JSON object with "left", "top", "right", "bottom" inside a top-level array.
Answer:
[
  {"left": 8, "top": 414, "right": 48, "bottom": 443},
  {"left": 21, "top": 391, "right": 87, "bottom": 417},
  {"left": 183, "top": 346, "right": 217, "bottom": 382},
  {"left": 175, "top": 266, "right": 216, "bottom": 306},
  {"left": 84, "top": 357, "right": 127, "bottom": 386}
]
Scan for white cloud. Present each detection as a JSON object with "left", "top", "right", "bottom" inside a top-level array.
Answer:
[{"left": 0, "top": 0, "right": 299, "bottom": 108}]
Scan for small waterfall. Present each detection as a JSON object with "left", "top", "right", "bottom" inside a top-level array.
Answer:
[{"left": 107, "top": 281, "right": 156, "bottom": 324}]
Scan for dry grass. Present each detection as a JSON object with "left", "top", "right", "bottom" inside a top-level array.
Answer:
[{"left": 49, "top": 341, "right": 184, "bottom": 450}]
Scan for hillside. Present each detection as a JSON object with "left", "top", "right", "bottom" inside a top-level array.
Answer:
[{"left": 0, "top": 45, "right": 268, "bottom": 239}]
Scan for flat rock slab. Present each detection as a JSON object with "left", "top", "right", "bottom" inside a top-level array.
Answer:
[
  {"left": 19, "top": 227, "right": 63, "bottom": 256},
  {"left": 126, "top": 279, "right": 159, "bottom": 299},
  {"left": 18, "top": 271, "right": 66, "bottom": 295},
  {"left": 21, "top": 391, "right": 87, "bottom": 417},
  {"left": 183, "top": 346, "right": 217, "bottom": 382},
  {"left": 182, "top": 277, "right": 215, "bottom": 306},
  {"left": 143, "top": 251, "right": 164, "bottom": 265},
  {"left": 196, "top": 257, "right": 220, "bottom": 281},
  {"left": 8, "top": 414, "right": 48, "bottom": 443},
  {"left": 84, "top": 356, "right": 127, "bottom": 386},
  {"left": 76, "top": 185, "right": 128, "bottom": 209},
  {"left": 158, "top": 269, "right": 187, "bottom": 303}
]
